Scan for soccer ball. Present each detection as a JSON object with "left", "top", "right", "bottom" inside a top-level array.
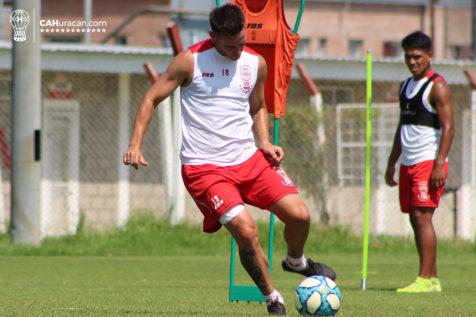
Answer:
[{"left": 294, "top": 275, "right": 342, "bottom": 316}]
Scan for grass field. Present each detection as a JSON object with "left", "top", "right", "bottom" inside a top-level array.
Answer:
[{"left": 1, "top": 217, "right": 475, "bottom": 316}]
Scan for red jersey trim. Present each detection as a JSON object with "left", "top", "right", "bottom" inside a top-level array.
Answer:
[
  {"left": 426, "top": 70, "right": 444, "bottom": 83},
  {"left": 189, "top": 39, "right": 214, "bottom": 53},
  {"left": 244, "top": 45, "right": 258, "bottom": 55},
  {"left": 189, "top": 39, "right": 258, "bottom": 56}
]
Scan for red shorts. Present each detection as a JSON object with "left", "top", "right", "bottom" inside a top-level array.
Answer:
[
  {"left": 182, "top": 150, "right": 298, "bottom": 233},
  {"left": 399, "top": 160, "right": 448, "bottom": 213}
]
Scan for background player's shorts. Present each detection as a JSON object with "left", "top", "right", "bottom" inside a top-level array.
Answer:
[
  {"left": 399, "top": 160, "right": 448, "bottom": 213},
  {"left": 182, "top": 150, "right": 298, "bottom": 233}
]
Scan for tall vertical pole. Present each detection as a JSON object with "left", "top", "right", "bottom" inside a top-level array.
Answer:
[
  {"left": 170, "top": 89, "right": 185, "bottom": 224},
  {"left": 361, "top": 50, "right": 373, "bottom": 290},
  {"left": 117, "top": 73, "right": 130, "bottom": 226},
  {"left": 83, "top": 0, "right": 92, "bottom": 43},
  {"left": 11, "top": 0, "right": 42, "bottom": 244}
]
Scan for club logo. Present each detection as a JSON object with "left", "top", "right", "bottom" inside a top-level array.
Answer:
[
  {"left": 274, "top": 167, "right": 294, "bottom": 187},
  {"left": 239, "top": 64, "right": 252, "bottom": 93},
  {"left": 10, "top": 9, "right": 30, "bottom": 42},
  {"left": 211, "top": 195, "right": 224, "bottom": 210}
]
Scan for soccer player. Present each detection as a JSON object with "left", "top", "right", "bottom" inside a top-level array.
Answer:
[
  {"left": 123, "top": 4, "right": 336, "bottom": 315},
  {"left": 385, "top": 31, "right": 454, "bottom": 293}
]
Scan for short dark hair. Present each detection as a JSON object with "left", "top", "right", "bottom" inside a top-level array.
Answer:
[
  {"left": 401, "top": 31, "right": 432, "bottom": 52},
  {"left": 209, "top": 4, "right": 244, "bottom": 36}
]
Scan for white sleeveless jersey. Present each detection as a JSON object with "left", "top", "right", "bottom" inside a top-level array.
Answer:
[
  {"left": 180, "top": 39, "right": 259, "bottom": 166},
  {"left": 399, "top": 72, "right": 442, "bottom": 166}
]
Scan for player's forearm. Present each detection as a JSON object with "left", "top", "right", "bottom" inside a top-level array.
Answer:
[
  {"left": 129, "top": 99, "right": 155, "bottom": 148},
  {"left": 252, "top": 106, "right": 271, "bottom": 146},
  {"left": 435, "top": 124, "right": 454, "bottom": 165}
]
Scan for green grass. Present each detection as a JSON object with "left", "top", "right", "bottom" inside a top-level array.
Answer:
[
  {"left": 0, "top": 216, "right": 475, "bottom": 316},
  {"left": 1, "top": 254, "right": 475, "bottom": 316}
]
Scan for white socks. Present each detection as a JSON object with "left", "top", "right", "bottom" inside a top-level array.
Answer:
[
  {"left": 285, "top": 255, "right": 307, "bottom": 271},
  {"left": 265, "top": 289, "right": 284, "bottom": 305}
]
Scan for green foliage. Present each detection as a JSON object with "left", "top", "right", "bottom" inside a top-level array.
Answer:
[
  {"left": 0, "top": 215, "right": 473, "bottom": 256},
  {"left": 280, "top": 107, "right": 322, "bottom": 196},
  {"left": 279, "top": 107, "right": 330, "bottom": 223}
]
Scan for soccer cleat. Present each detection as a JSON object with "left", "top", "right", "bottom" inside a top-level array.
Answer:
[
  {"left": 282, "top": 258, "right": 337, "bottom": 281},
  {"left": 396, "top": 277, "right": 433, "bottom": 293},
  {"left": 266, "top": 300, "right": 287, "bottom": 315},
  {"left": 430, "top": 277, "right": 442, "bottom": 292}
]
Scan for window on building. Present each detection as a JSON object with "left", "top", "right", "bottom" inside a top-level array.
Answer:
[
  {"left": 321, "top": 86, "right": 354, "bottom": 105},
  {"left": 348, "top": 39, "right": 363, "bottom": 58},
  {"left": 184, "top": 30, "right": 208, "bottom": 48},
  {"left": 318, "top": 38, "right": 327, "bottom": 57},
  {"left": 450, "top": 45, "right": 471, "bottom": 60},
  {"left": 44, "top": 36, "right": 81, "bottom": 43},
  {"left": 295, "top": 37, "right": 311, "bottom": 58},
  {"left": 159, "top": 33, "right": 171, "bottom": 48},
  {"left": 383, "top": 41, "right": 402, "bottom": 58},
  {"left": 114, "top": 36, "right": 127, "bottom": 45}
]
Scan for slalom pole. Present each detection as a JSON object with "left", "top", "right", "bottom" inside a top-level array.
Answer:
[{"left": 361, "top": 50, "right": 373, "bottom": 291}]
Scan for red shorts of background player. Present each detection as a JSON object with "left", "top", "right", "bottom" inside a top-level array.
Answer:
[
  {"left": 399, "top": 160, "right": 448, "bottom": 213},
  {"left": 181, "top": 150, "right": 298, "bottom": 233}
]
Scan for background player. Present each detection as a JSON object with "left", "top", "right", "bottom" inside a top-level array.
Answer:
[{"left": 385, "top": 31, "right": 454, "bottom": 293}]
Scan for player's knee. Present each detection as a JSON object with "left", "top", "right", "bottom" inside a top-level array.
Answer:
[
  {"left": 286, "top": 202, "right": 310, "bottom": 226},
  {"left": 410, "top": 210, "right": 432, "bottom": 226},
  {"left": 235, "top": 223, "right": 260, "bottom": 250}
]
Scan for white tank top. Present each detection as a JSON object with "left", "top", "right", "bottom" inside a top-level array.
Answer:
[
  {"left": 180, "top": 39, "right": 259, "bottom": 166},
  {"left": 400, "top": 75, "right": 442, "bottom": 166}
]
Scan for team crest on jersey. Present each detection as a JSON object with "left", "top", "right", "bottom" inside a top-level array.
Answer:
[
  {"left": 274, "top": 167, "right": 294, "bottom": 187},
  {"left": 239, "top": 64, "right": 252, "bottom": 93}
]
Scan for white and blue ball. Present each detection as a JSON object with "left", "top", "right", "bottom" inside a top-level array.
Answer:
[{"left": 294, "top": 275, "right": 341, "bottom": 316}]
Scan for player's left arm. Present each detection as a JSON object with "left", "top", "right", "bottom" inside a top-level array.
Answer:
[
  {"left": 430, "top": 79, "right": 454, "bottom": 188},
  {"left": 249, "top": 55, "right": 283, "bottom": 165}
]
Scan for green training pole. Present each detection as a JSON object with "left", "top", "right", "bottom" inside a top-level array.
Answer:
[
  {"left": 293, "top": 0, "right": 305, "bottom": 33},
  {"left": 215, "top": 0, "right": 221, "bottom": 6},
  {"left": 361, "top": 50, "right": 372, "bottom": 291},
  {"left": 267, "top": 118, "right": 280, "bottom": 271}
]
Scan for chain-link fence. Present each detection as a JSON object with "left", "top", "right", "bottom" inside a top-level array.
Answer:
[{"left": 1, "top": 49, "right": 475, "bottom": 241}]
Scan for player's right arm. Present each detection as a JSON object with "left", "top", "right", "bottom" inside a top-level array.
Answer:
[
  {"left": 385, "top": 122, "right": 402, "bottom": 186},
  {"left": 123, "top": 50, "right": 194, "bottom": 170}
]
